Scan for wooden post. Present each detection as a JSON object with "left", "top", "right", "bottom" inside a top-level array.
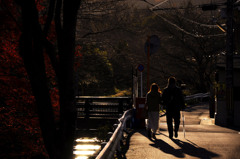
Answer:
[
  {"left": 118, "top": 99, "right": 123, "bottom": 114},
  {"left": 84, "top": 99, "right": 90, "bottom": 119}
]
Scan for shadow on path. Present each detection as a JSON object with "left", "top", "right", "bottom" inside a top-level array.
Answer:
[
  {"left": 118, "top": 129, "right": 136, "bottom": 159},
  {"left": 150, "top": 139, "right": 185, "bottom": 158},
  {"left": 150, "top": 133, "right": 220, "bottom": 159}
]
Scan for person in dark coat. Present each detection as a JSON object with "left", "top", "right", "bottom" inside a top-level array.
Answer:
[
  {"left": 162, "top": 77, "right": 185, "bottom": 139},
  {"left": 145, "top": 83, "right": 162, "bottom": 139}
]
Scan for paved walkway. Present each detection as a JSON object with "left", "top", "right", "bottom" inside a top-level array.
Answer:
[{"left": 125, "top": 103, "right": 240, "bottom": 159}]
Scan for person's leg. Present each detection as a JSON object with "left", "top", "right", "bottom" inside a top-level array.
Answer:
[
  {"left": 174, "top": 111, "right": 181, "bottom": 138},
  {"left": 166, "top": 112, "right": 173, "bottom": 139},
  {"left": 152, "top": 112, "right": 159, "bottom": 139},
  {"left": 147, "top": 112, "right": 152, "bottom": 139}
]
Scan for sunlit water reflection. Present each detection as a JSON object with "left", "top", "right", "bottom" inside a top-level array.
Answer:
[{"left": 73, "top": 138, "right": 101, "bottom": 159}]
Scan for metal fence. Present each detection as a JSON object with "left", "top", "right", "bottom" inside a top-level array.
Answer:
[
  {"left": 75, "top": 96, "right": 132, "bottom": 119},
  {"left": 96, "top": 109, "right": 133, "bottom": 159}
]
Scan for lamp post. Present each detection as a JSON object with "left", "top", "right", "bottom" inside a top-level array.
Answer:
[{"left": 226, "top": 0, "right": 234, "bottom": 125}]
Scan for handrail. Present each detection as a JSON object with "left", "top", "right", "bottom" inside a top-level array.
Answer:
[
  {"left": 185, "top": 92, "right": 210, "bottom": 101},
  {"left": 75, "top": 96, "right": 131, "bottom": 100},
  {"left": 96, "top": 109, "right": 132, "bottom": 159}
]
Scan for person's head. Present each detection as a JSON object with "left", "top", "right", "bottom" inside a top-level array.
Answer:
[
  {"left": 149, "top": 83, "right": 159, "bottom": 93},
  {"left": 168, "top": 76, "right": 176, "bottom": 86}
]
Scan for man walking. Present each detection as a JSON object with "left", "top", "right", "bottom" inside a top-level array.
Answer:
[{"left": 162, "top": 77, "right": 185, "bottom": 139}]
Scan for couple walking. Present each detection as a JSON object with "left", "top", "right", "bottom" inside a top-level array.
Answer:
[{"left": 145, "top": 76, "right": 185, "bottom": 139}]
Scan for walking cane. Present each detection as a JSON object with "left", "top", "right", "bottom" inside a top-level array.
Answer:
[{"left": 182, "top": 110, "right": 185, "bottom": 138}]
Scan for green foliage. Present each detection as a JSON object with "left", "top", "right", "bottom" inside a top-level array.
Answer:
[
  {"left": 96, "top": 123, "right": 113, "bottom": 141},
  {"left": 110, "top": 40, "right": 132, "bottom": 91},
  {"left": 76, "top": 45, "right": 114, "bottom": 95},
  {"left": 111, "top": 88, "right": 132, "bottom": 97}
]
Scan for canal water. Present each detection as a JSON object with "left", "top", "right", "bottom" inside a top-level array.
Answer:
[
  {"left": 73, "top": 137, "right": 102, "bottom": 159},
  {"left": 74, "top": 118, "right": 117, "bottom": 158}
]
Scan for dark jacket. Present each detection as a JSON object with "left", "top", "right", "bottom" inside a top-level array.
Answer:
[
  {"left": 162, "top": 85, "right": 185, "bottom": 112},
  {"left": 146, "top": 91, "right": 161, "bottom": 112}
]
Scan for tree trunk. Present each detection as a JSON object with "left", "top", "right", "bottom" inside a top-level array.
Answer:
[
  {"left": 18, "top": 0, "right": 81, "bottom": 158},
  {"left": 19, "top": 0, "right": 57, "bottom": 158},
  {"left": 58, "top": 1, "right": 81, "bottom": 159}
]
